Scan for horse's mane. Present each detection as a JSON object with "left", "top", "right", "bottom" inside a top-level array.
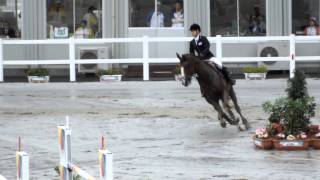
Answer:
[{"left": 182, "top": 54, "right": 221, "bottom": 77}]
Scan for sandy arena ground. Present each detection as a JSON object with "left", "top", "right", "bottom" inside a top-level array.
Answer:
[{"left": 1, "top": 79, "right": 320, "bottom": 180}]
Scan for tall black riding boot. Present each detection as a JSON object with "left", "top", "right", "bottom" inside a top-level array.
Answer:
[{"left": 221, "top": 66, "right": 236, "bottom": 85}]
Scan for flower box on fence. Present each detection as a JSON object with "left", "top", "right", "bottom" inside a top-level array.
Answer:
[
  {"left": 244, "top": 73, "right": 267, "bottom": 80},
  {"left": 26, "top": 68, "right": 49, "bottom": 83},
  {"left": 242, "top": 66, "right": 267, "bottom": 80},
  {"left": 96, "top": 69, "right": 122, "bottom": 82},
  {"left": 27, "top": 76, "right": 50, "bottom": 83},
  {"left": 99, "top": 75, "right": 122, "bottom": 82}
]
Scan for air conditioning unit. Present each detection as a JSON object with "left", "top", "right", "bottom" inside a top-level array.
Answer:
[
  {"left": 77, "top": 46, "right": 111, "bottom": 73},
  {"left": 257, "top": 42, "right": 289, "bottom": 70}
]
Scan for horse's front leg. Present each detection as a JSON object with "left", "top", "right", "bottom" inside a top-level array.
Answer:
[
  {"left": 206, "top": 97, "right": 227, "bottom": 128},
  {"left": 197, "top": 77, "right": 205, "bottom": 97}
]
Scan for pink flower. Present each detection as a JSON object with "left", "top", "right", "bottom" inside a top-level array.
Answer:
[
  {"left": 255, "top": 128, "right": 268, "bottom": 138},
  {"left": 255, "top": 128, "right": 266, "bottom": 135},
  {"left": 299, "top": 132, "right": 307, "bottom": 139},
  {"left": 276, "top": 133, "right": 285, "bottom": 139}
]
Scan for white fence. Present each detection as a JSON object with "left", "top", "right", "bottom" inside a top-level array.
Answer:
[{"left": 1, "top": 34, "right": 320, "bottom": 82}]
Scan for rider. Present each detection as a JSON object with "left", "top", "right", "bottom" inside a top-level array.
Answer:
[{"left": 189, "top": 23, "right": 235, "bottom": 85}]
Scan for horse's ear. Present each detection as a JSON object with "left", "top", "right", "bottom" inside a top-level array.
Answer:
[{"left": 176, "top": 53, "right": 182, "bottom": 62}]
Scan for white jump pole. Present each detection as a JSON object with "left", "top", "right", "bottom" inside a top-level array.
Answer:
[
  {"left": 59, "top": 116, "right": 97, "bottom": 180},
  {"left": 69, "top": 164, "right": 95, "bottom": 180},
  {"left": 58, "top": 116, "right": 72, "bottom": 180},
  {"left": 16, "top": 137, "right": 29, "bottom": 180},
  {"left": 99, "top": 136, "right": 113, "bottom": 180}
]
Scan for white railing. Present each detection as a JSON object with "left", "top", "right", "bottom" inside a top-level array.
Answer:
[{"left": 1, "top": 34, "right": 320, "bottom": 82}]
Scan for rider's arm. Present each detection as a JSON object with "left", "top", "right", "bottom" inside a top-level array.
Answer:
[
  {"left": 189, "top": 41, "right": 195, "bottom": 55},
  {"left": 199, "top": 36, "right": 211, "bottom": 58}
]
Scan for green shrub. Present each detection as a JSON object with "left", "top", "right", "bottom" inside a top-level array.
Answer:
[
  {"left": 242, "top": 66, "right": 267, "bottom": 73},
  {"left": 96, "top": 68, "right": 122, "bottom": 76},
  {"left": 262, "top": 70, "right": 316, "bottom": 137},
  {"left": 286, "top": 70, "right": 308, "bottom": 100},
  {"left": 25, "top": 68, "right": 49, "bottom": 76}
]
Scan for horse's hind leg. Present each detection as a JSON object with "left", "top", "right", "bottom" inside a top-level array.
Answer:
[
  {"left": 208, "top": 97, "right": 240, "bottom": 129},
  {"left": 229, "top": 87, "right": 251, "bottom": 130}
]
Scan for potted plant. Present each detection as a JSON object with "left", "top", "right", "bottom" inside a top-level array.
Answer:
[
  {"left": 25, "top": 68, "right": 50, "bottom": 83},
  {"left": 254, "top": 70, "right": 318, "bottom": 150},
  {"left": 242, "top": 66, "right": 267, "bottom": 80},
  {"left": 96, "top": 68, "right": 122, "bottom": 82}
]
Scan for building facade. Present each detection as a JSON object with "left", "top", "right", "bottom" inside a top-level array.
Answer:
[{"left": 2, "top": 0, "right": 320, "bottom": 76}]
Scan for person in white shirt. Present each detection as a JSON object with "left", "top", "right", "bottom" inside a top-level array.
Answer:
[
  {"left": 147, "top": 1, "right": 164, "bottom": 27},
  {"left": 82, "top": 6, "right": 98, "bottom": 36},
  {"left": 171, "top": 1, "right": 184, "bottom": 28},
  {"left": 75, "top": 20, "right": 94, "bottom": 38}
]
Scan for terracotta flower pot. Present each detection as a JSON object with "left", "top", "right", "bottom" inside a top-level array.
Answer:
[
  {"left": 310, "top": 137, "right": 320, "bottom": 149},
  {"left": 273, "top": 139, "right": 310, "bottom": 150},
  {"left": 253, "top": 136, "right": 274, "bottom": 150}
]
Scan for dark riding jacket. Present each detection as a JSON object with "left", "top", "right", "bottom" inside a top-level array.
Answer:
[{"left": 189, "top": 35, "right": 214, "bottom": 60}]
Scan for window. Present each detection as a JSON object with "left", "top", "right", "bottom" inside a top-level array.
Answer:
[
  {"left": 47, "top": 0, "right": 102, "bottom": 39},
  {"left": 75, "top": 1, "right": 102, "bottom": 38},
  {"left": 292, "top": 0, "right": 319, "bottom": 35},
  {"left": 210, "top": 0, "right": 237, "bottom": 36},
  {"left": 129, "top": 0, "right": 184, "bottom": 28},
  {"left": 239, "top": 0, "right": 266, "bottom": 36},
  {"left": 0, "top": 0, "right": 22, "bottom": 38},
  {"left": 210, "top": 0, "right": 266, "bottom": 36}
]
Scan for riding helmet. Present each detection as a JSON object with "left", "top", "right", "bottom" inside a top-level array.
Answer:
[{"left": 189, "top": 23, "right": 201, "bottom": 32}]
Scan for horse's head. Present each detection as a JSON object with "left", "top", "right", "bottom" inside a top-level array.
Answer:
[{"left": 176, "top": 53, "right": 198, "bottom": 87}]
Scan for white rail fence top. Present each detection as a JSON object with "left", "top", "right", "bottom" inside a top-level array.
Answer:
[{"left": 0, "top": 35, "right": 320, "bottom": 82}]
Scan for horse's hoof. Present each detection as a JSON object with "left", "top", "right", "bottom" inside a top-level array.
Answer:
[
  {"left": 236, "top": 117, "right": 240, "bottom": 123},
  {"left": 230, "top": 119, "right": 239, "bottom": 125},
  {"left": 245, "top": 123, "right": 252, "bottom": 131},
  {"left": 238, "top": 125, "right": 244, "bottom": 131},
  {"left": 220, "top": 122, "right": 227, "bottom": 128}
]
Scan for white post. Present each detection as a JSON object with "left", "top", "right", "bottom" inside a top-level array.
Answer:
[
  {"left": 99, "top": 150, "right": 113, "bottom": 180},
  {"left": 0, "top": 39, "right": 3, "bottom": 82},
  {"left": 216, "top": 35, "right": 222, "bottom": 65},
  {"left": 58, "top": 124, "right": 72, "bottom": 180},
  {"left": 0, "top": 174, "right": 7, "bottom": 180},
  {"left": 16, "top": 152, "right": 29, "bottom": 180},
  {"left": 142, "top": 36, "right": 149, "bottom": 81},
  {"left": 69, "top": 37, "right": 76, "bottom": 82},
  {"left": 289, "top": 34, "right": 296, "bottom": 78}
]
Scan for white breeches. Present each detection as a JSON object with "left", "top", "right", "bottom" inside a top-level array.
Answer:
[{"left": 206, "top": 57, "right": 223, "bottom": 69}]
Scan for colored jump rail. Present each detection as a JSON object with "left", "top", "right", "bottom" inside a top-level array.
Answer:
[{"left": 1, "top": 118, "right": 112, "bottom": 180}]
